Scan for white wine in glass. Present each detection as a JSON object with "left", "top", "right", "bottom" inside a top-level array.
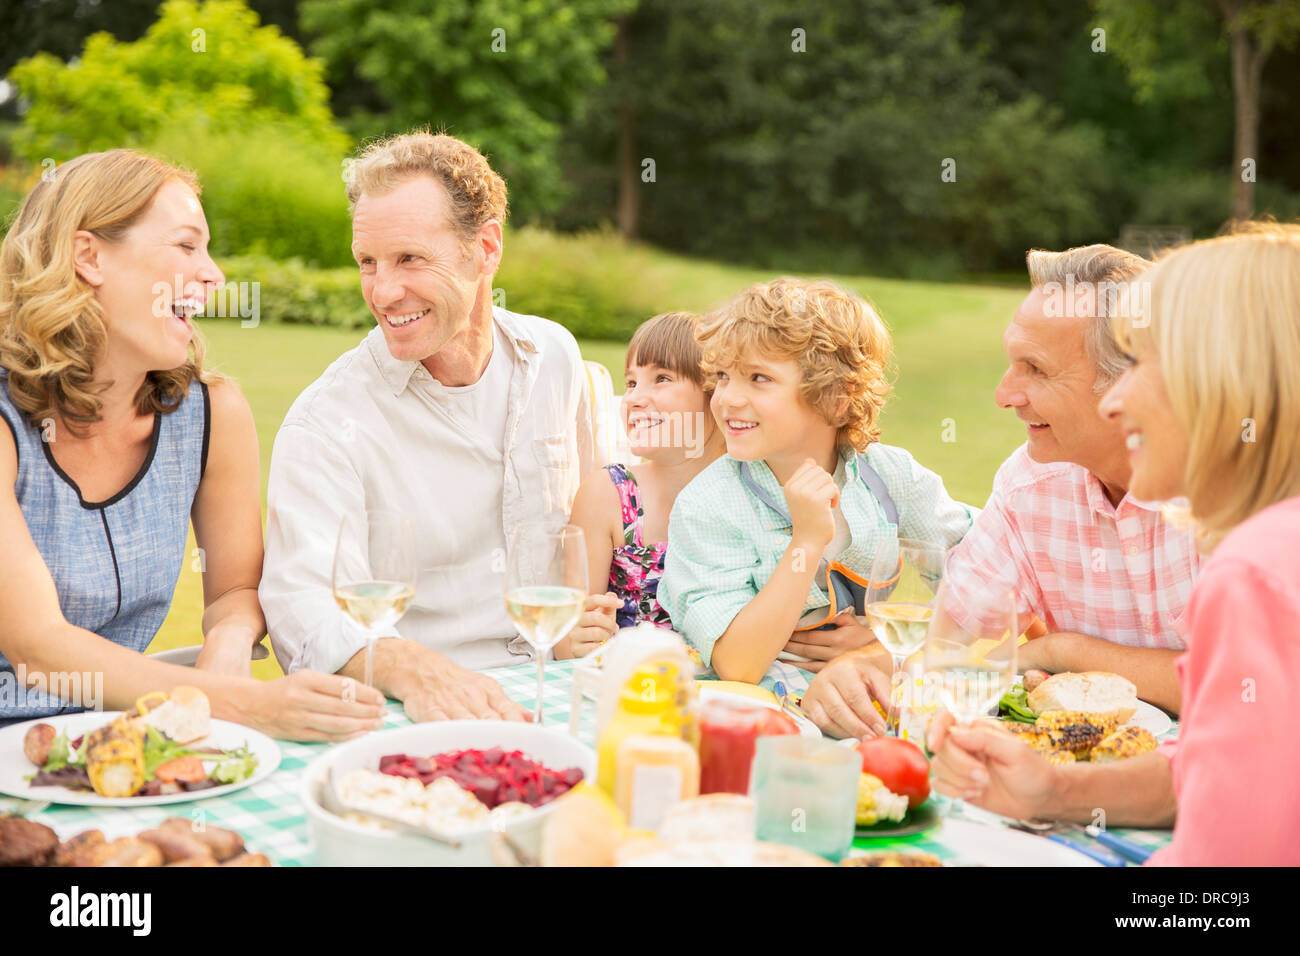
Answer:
[
  {"left": 505, "top": 522, "right": 587, "bottom": 726},
  {"left": 866, "top": 540, "right": 947, "bottom": 736},
  {"left": 923, "top": 580, "right": 1017, "bottom": 817},
  {"left": 332, "top": 511, "right": 417, "bottom": 692}
]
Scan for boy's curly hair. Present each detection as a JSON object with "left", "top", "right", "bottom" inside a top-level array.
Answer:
[{"left": 696, "top": 277, "right": 892, "bottom": 452}]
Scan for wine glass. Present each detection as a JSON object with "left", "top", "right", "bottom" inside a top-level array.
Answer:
[
  {"left": 864, "top": 539, "right": 947, "bottom": 736},
  {"left": 332, "top": 510, "right": 417, "bottom": 691},
  {"left": 504, "top": 521, "right": 588, "bottom": 726},
  {"left": 922, "top": 579, "right": 1018, "bottom": 816}
]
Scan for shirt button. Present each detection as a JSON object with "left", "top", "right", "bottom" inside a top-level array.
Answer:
[
  {"left": 1127, "top": 544, "right": 1139, "bottom": 556},
  {"left": 1141, "top": 614, "right": 1152, "bottom": 628}
]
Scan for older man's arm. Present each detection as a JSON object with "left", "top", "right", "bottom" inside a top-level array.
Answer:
[{"left": 1018, "top": 633, "right": 1182, "bottom": 714}]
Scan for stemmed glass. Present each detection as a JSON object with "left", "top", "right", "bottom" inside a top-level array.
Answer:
[
  {"left": 922, "top": 579, "right": 1018, "bottom": 816},
  {"left": 864, "top": 539, "right": 947, "bottom": 736},
  {"left": 332, "top": 510, "right": 417, "bottom": 691},
  {"left": 504, "top": 521, "right": 588, "bottom": 726}
]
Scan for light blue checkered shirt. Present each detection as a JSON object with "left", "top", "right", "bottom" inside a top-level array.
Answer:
[{"left": 659, "top": 443, "right": 978, "bottom": 673}]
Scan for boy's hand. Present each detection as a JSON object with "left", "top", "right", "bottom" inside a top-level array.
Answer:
[
  {"left": 553, "top": 592, "right": 621, "bottom": 659},
  {"left": 783, "top": 458, "right": 838, "bottom": 550}
]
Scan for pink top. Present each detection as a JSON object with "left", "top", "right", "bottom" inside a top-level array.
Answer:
[
  {"left": 1147, "top": 495, "right": 1300, "bottom": 866},
  {"left": 945, "top": 445, "right": 1199, "bottom": 648}
]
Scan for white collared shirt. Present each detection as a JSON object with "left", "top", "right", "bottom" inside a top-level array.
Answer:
[{"left": 260, "top": 307, "right": 598, "bottom": 674}]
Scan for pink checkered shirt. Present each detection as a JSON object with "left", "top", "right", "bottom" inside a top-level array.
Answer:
[{"left": 943, "top": 444, "right": 1199, "bottom": 650}]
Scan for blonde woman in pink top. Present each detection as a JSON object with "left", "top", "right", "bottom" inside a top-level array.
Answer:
[{"left": 926, "top": 223, "right": 1300, "bottom": 866}]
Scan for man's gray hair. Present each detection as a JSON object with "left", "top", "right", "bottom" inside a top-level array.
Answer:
[{"left": 1026, "top": 244, "right": 1151, "bottom": 391}]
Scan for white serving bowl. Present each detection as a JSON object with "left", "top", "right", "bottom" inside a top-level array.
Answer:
[{"left": 300, "top": 720, "right": 595, "bottom": 867}]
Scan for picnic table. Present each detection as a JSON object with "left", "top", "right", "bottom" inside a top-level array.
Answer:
[{"left": 11, "top": 659, "right": 1175, "bottom": 866}]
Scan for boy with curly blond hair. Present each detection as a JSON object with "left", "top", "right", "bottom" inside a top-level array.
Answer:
[{"left": 659, "top": 277, "right": 976, "bottom": 691}]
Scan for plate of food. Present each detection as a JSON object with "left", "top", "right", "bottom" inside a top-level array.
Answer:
[
  {"left": 0, "top": 687, "right": 280, "bottom": 806},
  {"left": 0, "top": 815, "right": 271, "bottom": 867},
  {"left": 848, "top": 736, "right": 940, "bottom": 838},
  {"left": 995, "top": 671, "right": 1172, "bottom": 765}
]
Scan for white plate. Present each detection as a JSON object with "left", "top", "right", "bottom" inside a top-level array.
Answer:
[
  {"left": 930, "top": 816, "right": 1102, "bottom": 867},
  {"left": 1128, "top": 699, "right": 1172, "bottom": 737},
  {"left": 148, "top": 642, "right": 270, "bottom": 666},
  {"left": 697, "top": 687, "right": 822, "bottom": 738},
  {"left": 0, "top": 712, "right": 281, "bottom": 807}
]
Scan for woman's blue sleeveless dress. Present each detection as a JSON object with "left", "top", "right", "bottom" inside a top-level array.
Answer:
[{"left": 0, "top": 370, "right": 209, "bottom": 722}]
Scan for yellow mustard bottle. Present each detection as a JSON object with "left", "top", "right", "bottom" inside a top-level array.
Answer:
[{"left": 596, "top": 659, "right": 695, "bottom": 798}]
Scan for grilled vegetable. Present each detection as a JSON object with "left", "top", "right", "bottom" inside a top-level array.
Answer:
[
  {"left": 1090, "top": 725, "right": 1158, "bottom": 762},
  {"left": 1043, "top": 749, "right": 1077, "bottom": 766},
  {"left": 84, "top": 718, "right": 146, "bottom": 798},
  {"left": 1035, "top": 711, "right": 1119, "bottom": 759},
  {"left": 1005, "top": 722, "right": 1053, "bottom": 752},
  {"left": 998, "top": 685, "right": 1038, "bottom": 724}
]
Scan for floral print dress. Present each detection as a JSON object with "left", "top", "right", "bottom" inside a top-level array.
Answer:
[{"left": 605, "top": 464, "right": 672, "bottom": 629}]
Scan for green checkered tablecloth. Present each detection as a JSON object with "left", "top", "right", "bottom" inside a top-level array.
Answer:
[{"left": 8, "top": 659, "right": 1174, "bottom": 866}]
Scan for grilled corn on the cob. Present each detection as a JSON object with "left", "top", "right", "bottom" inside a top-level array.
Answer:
[
  {"left": 855, "top": 773, "right": 909, "bottom": 826},
  {"left": 84, "top": 718, "right": 146, "bottom": 798},
  {"left": 1090, "top": 725, "right": 1158, "bottom": 762},
  {"left": 1035, "top": 710, "right": 1119, "bottom": 759}
]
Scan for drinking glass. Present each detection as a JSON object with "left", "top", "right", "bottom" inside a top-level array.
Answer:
[
  {"left": 753, "top": 735, "right": 860, "bottom": 861},
  {"left": 332, "top": 510, "right": 418, "bottom": 691},
  {"left": 504, "top": 521, "right": 587, "bottom": 725},
  {"left": 922, "top": 579, "right": 1018, "bottom": 816},
  {"left": 864, "top": 539, "right": 947, "bottom": 736}
]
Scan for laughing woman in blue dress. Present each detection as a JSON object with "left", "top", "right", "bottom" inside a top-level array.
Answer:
[{"left": 0, "top": 149, "right": 384, "bottom": 739}]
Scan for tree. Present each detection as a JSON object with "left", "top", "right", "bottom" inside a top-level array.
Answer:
[
  {"left": 1096, "top": 0, "right": 1300, "bottom": 220},
  {"left": 7, "top": 0, "right": 348, "bottom": 163},
  {"left": 561, "top": 0, "right": 1117, "bottom": 272},
  {"left": 299, "top": 0, "right": 635, "bottom": 223}
]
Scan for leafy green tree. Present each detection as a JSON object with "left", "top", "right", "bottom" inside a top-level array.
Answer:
[
  {"left": 7, "top": 0, "right": 348, "bottom": 163},
  {"left": 563, "top": 0, "right": 1116, "bottom": 273},
  {"left": 299, "top": 0, "right": 635, "bottom": 222},
  {"left": 1096, "top": 0, "right": 1300, "bottom": 219}
]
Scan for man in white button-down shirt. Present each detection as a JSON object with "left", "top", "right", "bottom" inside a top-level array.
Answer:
[{"left": 260, "top": 131, "right": 615, "bottom": 723}]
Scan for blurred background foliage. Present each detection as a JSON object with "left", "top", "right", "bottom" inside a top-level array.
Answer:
[{"left": 2, "top": 0, "right": 1299, "bottom": 319}]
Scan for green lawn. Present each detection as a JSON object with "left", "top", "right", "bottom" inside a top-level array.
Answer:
[{"left": 151, "top": 264, "right": 1028, "bottom": 672}]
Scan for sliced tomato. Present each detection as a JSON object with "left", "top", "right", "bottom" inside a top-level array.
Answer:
[{"left": 155, "top": 755, "right": 207, "bottom": 784}]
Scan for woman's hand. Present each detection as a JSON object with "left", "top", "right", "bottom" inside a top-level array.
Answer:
[
  {"left": 553, "top": 592, "right": 621, "bottom": 659},
  {"left": 244, "top": 670, "right": 387, "bottom": 742},
  {"left": 783, "top": 611, "right": 875, "bottom": 663},
  {"left": 926, "top": 711, "right": 1061, "bottom": 819},
  {"left": 194, "top": 622, "right": 261, "bottom": 677}
]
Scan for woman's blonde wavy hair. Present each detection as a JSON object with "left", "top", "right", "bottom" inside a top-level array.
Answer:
[
  {"left": 1114, "top": 221, "right": 1300, "bottom": 548},
  {"left": 0, "top": 149, "right": 217, "bottom": 434},
  {"left": 696, "top": 277, "right": 892, "bottom": 452}
]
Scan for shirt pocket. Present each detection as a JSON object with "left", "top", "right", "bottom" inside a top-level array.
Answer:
[{"left": 533, "top": 430, "right": 578, "bottom": 516}]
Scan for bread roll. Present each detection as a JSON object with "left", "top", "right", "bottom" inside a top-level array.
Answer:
[
  {"left": 1027, "top": 672, "right": 1138, "bottom": 723},
  {"left": 140, "top": 686, "right": 211, "bottom": 744},
  {"left": 656, "top": 793, "right": 756, "bottom": 844}
]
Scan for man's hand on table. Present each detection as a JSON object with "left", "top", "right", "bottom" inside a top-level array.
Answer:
[
  {"left": 400, "top": 659, "right": 532, "bottom": 723},
  {"left": 342, "top": 637, "right": 532, "bottom": 723},
  {"left": 927, "top": 710, "right": 1060, "bottom": 820},
  {"left": 553, "top": 592, "right": 621, "bottom": 660},
  {"left": 799, "top": 649, "right": 892, "bottom": 738},
  {"left": 782, "top": 611, "right": 876, "bottom": 672}
]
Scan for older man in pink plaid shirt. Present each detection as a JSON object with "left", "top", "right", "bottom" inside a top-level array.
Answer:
[{"left": 801, "top": 244, "right": 1195, "bottom": 738}]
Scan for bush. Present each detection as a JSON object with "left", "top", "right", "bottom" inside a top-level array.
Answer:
[
  {"left": 213, "top": 255, "right": 369, "bottom": 328},
  {"left": 7, "top": 0, "right": 348, "bottom": 163},
  {"left": 211, "top": 228, "right": 671, "bottom": 339},
  {"left": 147, "top": 120, "right": 353, "bottom": 268}
]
